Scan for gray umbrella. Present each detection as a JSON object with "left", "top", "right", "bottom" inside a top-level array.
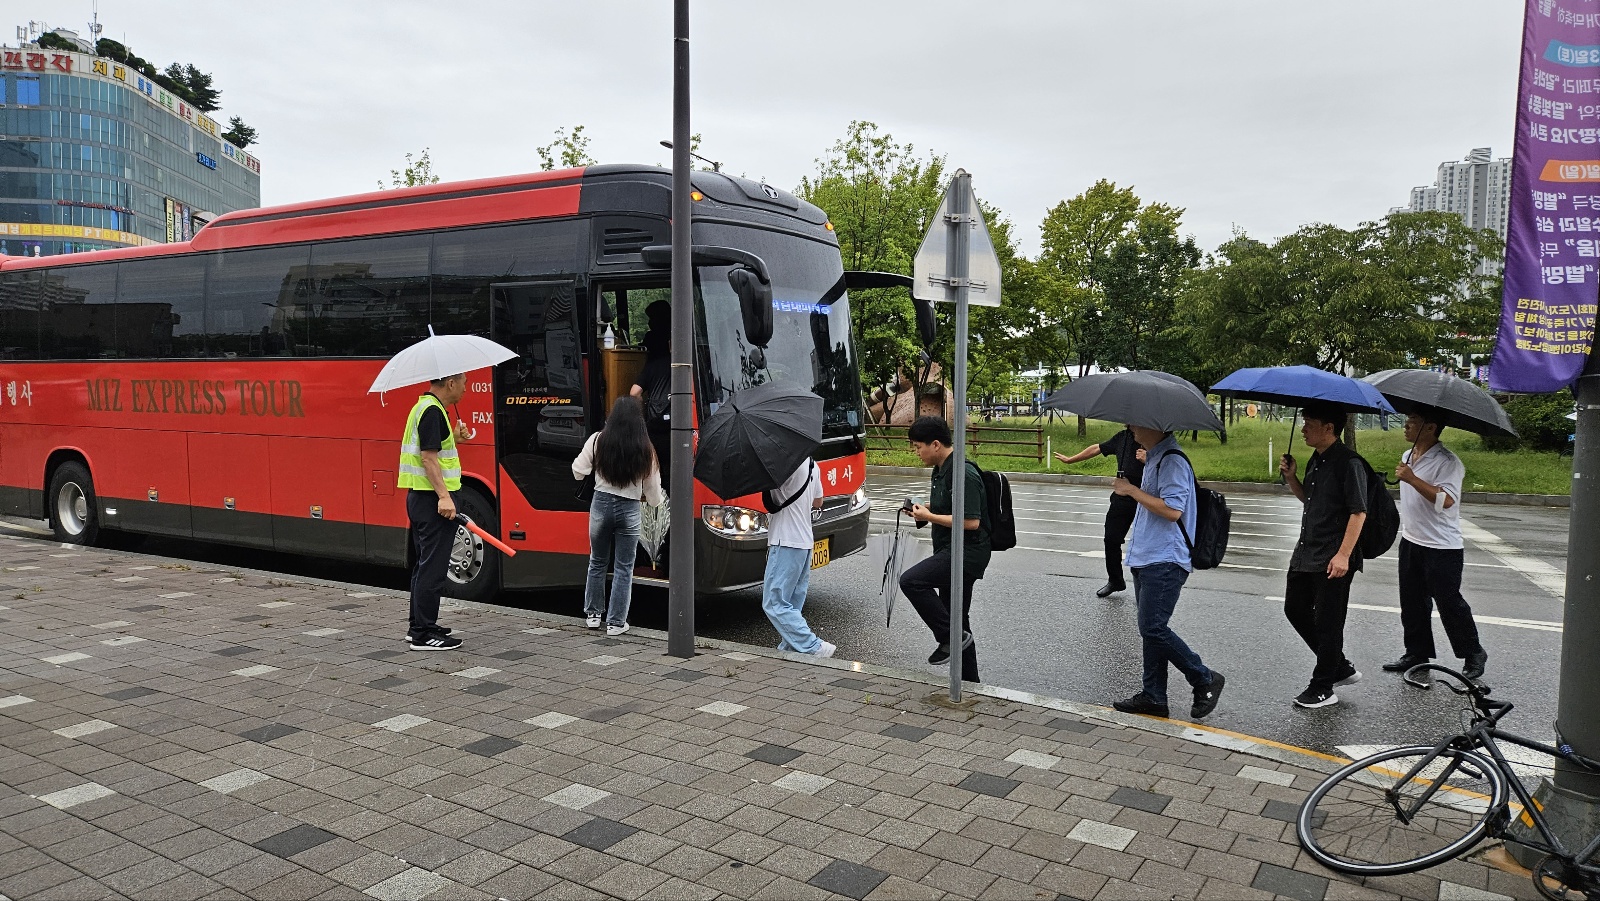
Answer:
[
  {"left": 1044, "top": 371, "right": 1223, "bottom": 432},
  {"left": 1361, "top": 369, "right": 1517, "bottom": 438}
]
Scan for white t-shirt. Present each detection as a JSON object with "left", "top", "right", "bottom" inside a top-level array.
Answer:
[
  {"left": 1398, "top": 442, "right": 1464, "bottom": 550},
  {"left": 767, "top": 460, "right": 823, "bottom": 550}
]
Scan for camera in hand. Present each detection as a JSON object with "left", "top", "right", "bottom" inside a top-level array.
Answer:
[{"left": 902, "top": 497, "right": 928, "bottom": 529}]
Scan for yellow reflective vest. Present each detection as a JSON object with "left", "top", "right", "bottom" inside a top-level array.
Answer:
[{"left": 398, "top": 393, "right": 460, "bottom": 491}]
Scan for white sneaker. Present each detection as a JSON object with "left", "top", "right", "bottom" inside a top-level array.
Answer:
[
  {"left": 812, "top": 640, "right": 837, "bottom": 659},
  {"left": 606, "top": 623, "right": 629, "bottom": 636},
  {"left": 585, "top": 616, "right": 602, "bottom": 629}
]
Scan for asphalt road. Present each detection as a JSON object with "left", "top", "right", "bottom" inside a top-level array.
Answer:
[{"left": 0, "top": 473, "right": 1572, "bottom": 760}]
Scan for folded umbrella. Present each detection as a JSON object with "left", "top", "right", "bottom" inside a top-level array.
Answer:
[
  {"left": 1043, "top": 371, "right": 1223, "bottom": 433},
  {"left": 368, "top": 326, "right": 518, "bottom": 394},
  {"left": 694, "top": 382, "right": 823, "bottom": 499},
  {"left": 1211, "top": 365, "right": 1395, "bottom": 414},
  {"left": 1361, "top": 369, "right": 1516, "bottom": 438}
]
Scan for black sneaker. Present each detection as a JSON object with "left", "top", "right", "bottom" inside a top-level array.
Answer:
[
  {"left": 1334, "top": 667, "right": 1363, "bottom": 687},
  {"left": 1463, "top": 650, "right": 1489, "bottom": 681},
  {"left": 1191, "top": 672, "right": 1225, "bottom": 719},
  {"left": 403, "top": 626, "right": 456, "bottom": 642},
  {"left": 409, "top": 634, "right": 462, "bottom": 651},
  {"left": 1112, "top": 692, "right": 1169, "bottom": 717},
  {"left": 928, "top": 631, "right": 975, "bottom": 665},
  {"left": 1293, "top": 686, "right": 1338, "bottom": 708}
]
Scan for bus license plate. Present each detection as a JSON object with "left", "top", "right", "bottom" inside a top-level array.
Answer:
[{"left": 811, "top": 538, "right": 830, "bottom": 569}]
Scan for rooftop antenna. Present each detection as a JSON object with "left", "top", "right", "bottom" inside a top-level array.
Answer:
[{"left": 88, "top": 1, "right": 102, "bottom": 46}]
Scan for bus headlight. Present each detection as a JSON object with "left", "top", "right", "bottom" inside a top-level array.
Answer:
[
  {"left": 702, "top": 505, "right": 768, "bottom": 538},
  {"left": 850, "top": 488, "right": 868, "bottom": 510}
]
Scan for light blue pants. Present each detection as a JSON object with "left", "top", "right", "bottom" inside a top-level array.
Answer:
[
  {"left": 762, "top": 545, "right": 820, "bottom": 654},
  {"left": 584, "top": 491, "right": 640, "bottom": 627}
]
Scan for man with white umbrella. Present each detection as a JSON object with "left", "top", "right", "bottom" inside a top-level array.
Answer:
[{"left": 400, "top": 373, "right": 467, "bottom": 650}]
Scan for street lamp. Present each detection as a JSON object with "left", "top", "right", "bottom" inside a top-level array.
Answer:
[{"left": 660, "top": 140, "right": 721, "bottom": 173}]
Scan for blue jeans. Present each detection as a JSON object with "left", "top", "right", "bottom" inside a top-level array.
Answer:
[
  {"left": 1132, "top": 563, "right": 1210, "bottom": 703},
  {"left": 763, "top": 545, "right": 820, "bottom": 654},
  {"left": 585, "top": 491, "right": 640, "bottom": 627}
]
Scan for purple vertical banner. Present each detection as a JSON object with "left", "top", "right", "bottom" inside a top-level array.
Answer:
[{"left": 1491, "top": 0, "right": 1600, "bottom": 393}]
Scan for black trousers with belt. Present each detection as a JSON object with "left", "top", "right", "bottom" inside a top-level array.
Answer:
[
  {"left": 1398, "top": 539, "right": 1484, "bottom": 660},
  {"left": 408, "top": 489, "right": 457, "bottom": 638},
  {"left": 1103, "top": 494, "right": 1138, "bottom": 587}
]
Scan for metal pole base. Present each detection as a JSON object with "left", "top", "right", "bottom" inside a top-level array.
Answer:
[{"left": 1506, "top": 777, "right": 1600, "bottom": 869}]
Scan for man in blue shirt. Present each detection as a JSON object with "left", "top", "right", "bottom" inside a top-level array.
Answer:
[{"left": 1109, "top": 425, "right": 1224, "bottom": 719}]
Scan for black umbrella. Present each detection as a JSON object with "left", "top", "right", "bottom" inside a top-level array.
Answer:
[
  {"left": 1361, "top": 369, "right": 1517, "bottom": 438},
  {"left": 1043, "top": 371, "right": 1223, "bottom": 432},
  {"left": 694, "top": 382, "right": 823, "bottom": 499}
]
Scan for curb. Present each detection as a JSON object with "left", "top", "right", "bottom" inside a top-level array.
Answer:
[{"left": 866, "top": 464, "right": 1570, "bottom": 508}]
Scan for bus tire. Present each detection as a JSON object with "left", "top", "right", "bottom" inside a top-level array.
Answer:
[
  {"left": 443, "top": 487, "right": 500, "bottom": 604},
  {"left": 48, "top": 461, "right": 100, "bottom": 546}
]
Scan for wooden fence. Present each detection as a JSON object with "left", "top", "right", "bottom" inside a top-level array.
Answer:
[{"left": 866, "top": 423, "right": 1045, "bottom": 462}]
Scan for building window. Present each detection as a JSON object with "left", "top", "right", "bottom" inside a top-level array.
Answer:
[{"left": 17, "top": 77, "right": 40, "bottom": 106}]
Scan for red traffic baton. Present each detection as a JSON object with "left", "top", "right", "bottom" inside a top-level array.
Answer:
[{"left": 455, "top": 514, "right": 517, "bottom": 557}]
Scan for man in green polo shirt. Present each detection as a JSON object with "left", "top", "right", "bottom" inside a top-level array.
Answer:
[{"left": 899, "top": 415, "right": 990, "bottom": 683}]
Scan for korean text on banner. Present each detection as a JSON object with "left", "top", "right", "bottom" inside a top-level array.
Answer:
[{"left": 1491, "top": 0, "right": 1600, "bottom": 393}]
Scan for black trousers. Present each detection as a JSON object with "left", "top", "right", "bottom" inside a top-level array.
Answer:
[
  {"left": 1284, "top": 570, "right": 1355, "bottom": 693},
  {"left": 1398, "top": 539, "right": 1484, "bottom": 660},
  {"left": 408, "top": 489, "right": 457, "bottom": 638},
  {"left": 899, "top": 550, "right": 980, "bottom": 683},
  {"left": 1103, "top": 494, "right": 1138, "bottom": 586}
]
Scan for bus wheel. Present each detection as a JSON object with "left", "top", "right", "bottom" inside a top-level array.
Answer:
[
  {"left": 444, "top": 488, "right": 500, "bottom": 604},
  {"left": 48, "top": 462, "right": 100, "bottom": 546}
]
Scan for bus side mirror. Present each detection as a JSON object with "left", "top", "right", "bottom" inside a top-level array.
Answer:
[
  {"left": 914, "top": 298, "right": 936, "bottom": 349},
  {"left": 730, "top": 267, "right": 773, "bottom": 348}
]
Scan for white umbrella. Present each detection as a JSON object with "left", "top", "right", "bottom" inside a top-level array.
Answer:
[{"left": 367, "top": 326, "right": 518, "bottom": 394}]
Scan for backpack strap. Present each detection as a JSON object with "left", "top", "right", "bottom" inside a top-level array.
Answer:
[
  {"left": 764, "top": 465, "right": 814, "bottom": 513},
  {"left": 1152, "top": 448, "right": 1199, "bottom": 552}
]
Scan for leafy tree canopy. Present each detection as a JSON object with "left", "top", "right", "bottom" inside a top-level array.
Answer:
[
  {"left": 380, "top": 148, "right": 440, "bottom": 189},
  {"left": 536, "top": 125, "right": 597, "bottom": 171}
]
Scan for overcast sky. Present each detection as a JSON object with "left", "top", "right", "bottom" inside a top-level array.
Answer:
[{"left": 15, "top": 1, "right": 1524, "bottom": 257}]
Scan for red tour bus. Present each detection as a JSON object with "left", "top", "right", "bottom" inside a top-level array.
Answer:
[{"left": 0, "top": 165, "right": 872, "bottom": 601}]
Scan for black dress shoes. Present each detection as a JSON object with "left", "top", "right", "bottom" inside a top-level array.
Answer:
[
  {"left": 1095, "top": 582, "right": 1125, "bottom": 599},
  {"left": 1381, "top": 654, "right": 1429, "bottom": 673},
  {"left": 1463, "top": 650, "right": 1489, "bottom": 681}
]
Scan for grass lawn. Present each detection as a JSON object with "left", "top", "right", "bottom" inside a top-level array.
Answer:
[{"left": 865, "top": 416, "right": 1574, "bottom": 496}]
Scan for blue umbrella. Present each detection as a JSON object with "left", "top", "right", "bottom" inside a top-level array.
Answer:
[{"left": 1212, "top": 365, "right": 1395, "bottom": 414}]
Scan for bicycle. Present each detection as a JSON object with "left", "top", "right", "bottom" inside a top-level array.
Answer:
[{"left": 1296, "top": 664, "right": 1600, "bottom": 900}]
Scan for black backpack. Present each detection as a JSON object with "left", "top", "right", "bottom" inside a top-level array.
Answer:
[
  {"left": 1356, "top": 454, "right": 1399, "bottom": 559},
  {"left": 969, "top": 461, "right": 1017, "bottom": 552},
  {"left": 644, "top": 372, "right": 671, "bottom": 423},
  {"left": 1157, "top": 449, "right": 1231, "bottom": 570}
]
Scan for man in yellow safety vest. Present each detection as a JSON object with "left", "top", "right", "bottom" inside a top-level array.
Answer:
[{"left": 398, "top": 373, "right": 466, "bottom": 650}]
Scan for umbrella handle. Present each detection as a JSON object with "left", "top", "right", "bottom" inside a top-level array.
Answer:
[{"left": 455, "top": 514, "right": 517, "bottom": 557}]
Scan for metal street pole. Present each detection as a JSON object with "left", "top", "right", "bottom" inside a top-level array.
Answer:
[
  {"left": 948, "top": 170, "right": 971, "bottom": 701},
  {"left": 1557, "top": 352, "right": 1600, "bottom": 795},
  {"left": 667, "top": 0, "right": 695, "bottom": 658}
]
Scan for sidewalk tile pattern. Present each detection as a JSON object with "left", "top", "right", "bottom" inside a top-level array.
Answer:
[{"left": 0, "top": 538, "right": 1543, "bottom": 901}]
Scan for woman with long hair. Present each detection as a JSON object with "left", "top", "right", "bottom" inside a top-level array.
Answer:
[{"left": 572, "top": 395, "right": 663, "bottom": 635}]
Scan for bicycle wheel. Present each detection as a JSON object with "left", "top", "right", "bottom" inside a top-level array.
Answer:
[{"left": 1298, "top": 745, "right": 1506, "bottom": 876}]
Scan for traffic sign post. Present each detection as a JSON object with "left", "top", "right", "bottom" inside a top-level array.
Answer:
[{"left": 913, "top": 170, "right": 1002, "bottom": 702}]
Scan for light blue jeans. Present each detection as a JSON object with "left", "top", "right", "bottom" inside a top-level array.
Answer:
[
  {"left": 763, "top": 545, "right": 820, "bottom": 654},
  {"left": 585, "top": 490, "right": 640, "bottom": 627}
]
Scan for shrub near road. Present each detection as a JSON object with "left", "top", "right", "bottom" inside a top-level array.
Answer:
[{"left": 868, "top": 417, "right": 1573, "bottom": 496}]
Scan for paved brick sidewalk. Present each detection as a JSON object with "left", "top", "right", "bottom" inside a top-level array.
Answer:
[{"left": 0, "top": 535, "right": 1538, "bottom": 901}]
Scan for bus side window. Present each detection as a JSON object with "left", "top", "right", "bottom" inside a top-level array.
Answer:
[
  {"left": 40, "top": 262, "right": 116, "bottom": 359},
  {"left": 115, "top": 256, "right": 204, "bottom": 359},
  {"left": 207, "top": 245, "right": 311, "bottom": 358},
  {"left": 492, "top": 281, "right": 589, "bottom": 513},
  {"left": 307, "top": 234, "right": 430, "bottom": 357},
  {"left": 430, "top": 220, "right": 589, "bottom": 338},
  {"left": 0, "top": 270, "right": 41, "bottom": 359}
]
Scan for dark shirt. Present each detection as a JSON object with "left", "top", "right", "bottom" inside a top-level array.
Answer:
[
  {"left": 1290, "top": 440, "right": 1367, "bottom": 573},
  {"left": 1099, "top": 428, "right": 1145, "bottom": 487},
  {"left": 417, "top": 399, "right": 448, "bottom": 453},
  {"left": 635, "top": 353, "right": 671, "bottom": 428},
  {"left": 930, "top": 456, "right": 991, "bottom": 579}
]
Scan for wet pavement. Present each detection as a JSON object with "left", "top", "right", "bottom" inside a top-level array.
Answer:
[{"left": 0, "top": 533, "right": 1541, "bottom": 900}]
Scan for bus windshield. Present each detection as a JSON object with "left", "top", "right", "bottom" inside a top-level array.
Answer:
[{"left": 693, "top": 224, "right": 862, "bottom": 442}]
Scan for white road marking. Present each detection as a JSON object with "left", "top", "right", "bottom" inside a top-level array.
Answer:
[{"left": 1461, "top": 519, "right": 1566, "bottom": 601}]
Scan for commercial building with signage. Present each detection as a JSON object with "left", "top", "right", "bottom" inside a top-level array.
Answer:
[{"left": 0, "top": 34, "right": 261, "bottom": 256}]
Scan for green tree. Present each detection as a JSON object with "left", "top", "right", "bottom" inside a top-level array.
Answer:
[
  {"left": 163, "top": 62, "right": 220, "bottom": 112},
  {"left": 380, "top": 148, "right": 440, "bottom": 189},
  {"left": 536, "top": 125, "right": 597, "bottom": 171},
  {"left": 221, "top": 116, "right": 257, "bottom": 148},
  {"left": 798, "top": 121, "right": 946, "bottom": 421},
  {"left": 1093, "top": 210, "right": 1200, "bottom": 375}
]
